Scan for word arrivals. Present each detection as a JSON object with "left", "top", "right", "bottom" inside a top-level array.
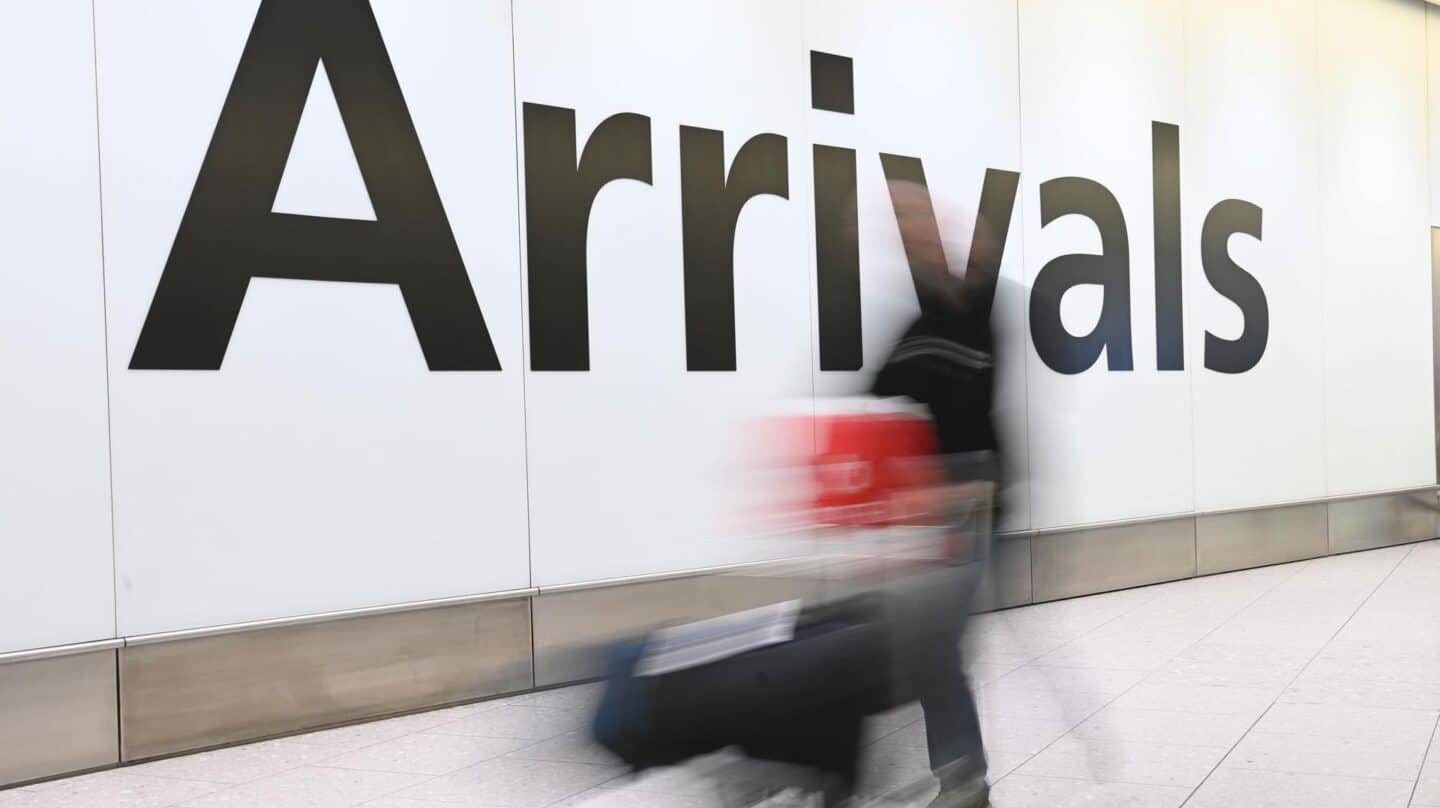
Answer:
[{"left": 131, "top": 0, "right": 1268, "bottom": 377}]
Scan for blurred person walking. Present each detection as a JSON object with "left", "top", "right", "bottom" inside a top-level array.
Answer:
[{"left": 871, "top": 179, "right": 1003, "bottom": 808}]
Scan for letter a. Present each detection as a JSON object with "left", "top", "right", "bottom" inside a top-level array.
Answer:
[{"left": 130, "top": 0, "right": 500, "bottom": 370}]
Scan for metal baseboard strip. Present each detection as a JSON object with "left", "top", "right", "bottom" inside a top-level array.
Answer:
[
  {"left": 0, "top": 650, "right": 119, "bottom": 788},
  {"left": 119, "top": 596, "right": 534, "bottom": 762},
  {"left": 0, "top": 638, "right": 124, "bottom": 666}
]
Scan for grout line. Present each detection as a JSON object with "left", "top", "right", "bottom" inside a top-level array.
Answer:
[
  {"left": 1177, "top": 544, "right": 1418, "bottom": 806},
  {"left": 1409, "top": 713, "right": 1440, "bottom": 808}
]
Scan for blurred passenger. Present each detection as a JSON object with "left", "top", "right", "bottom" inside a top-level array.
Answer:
[{"left": 871, "top": 179, "right": 1002, "bottom": 808}]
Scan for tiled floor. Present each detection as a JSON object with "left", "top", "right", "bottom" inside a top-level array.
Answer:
[{"left": 6, "top": 540, "right": 1440, "bottom": 807}]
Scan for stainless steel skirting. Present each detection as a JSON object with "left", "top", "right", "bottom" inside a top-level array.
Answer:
[
  {"left": 118, "top": 597, "right": 533, "bottom": 762},
  {"left": 0, "top": 650, "right": 118, "bottom": 787},
  {"left": 1195, "top": 503, "right": 1329, "bottom": 575},
  {"left": 2, "top": 488, "right": 1438, "bottom": 789},
  {"left": 1328, "top": 489, "right": 1440, "bottom": 554},
  {"left": 973, "top": 533, "right": 1033, "bottom": 612},
  {"left": 532, "top": 575, "right": 704, "bottom": 688},
  {"left": 1030, "top": 516, "right": 1197, "bottom": 601}
]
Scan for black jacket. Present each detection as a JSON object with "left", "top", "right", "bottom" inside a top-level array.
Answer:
[{"left": 872, "top": 272, "right": 1001, "bottom": 474}]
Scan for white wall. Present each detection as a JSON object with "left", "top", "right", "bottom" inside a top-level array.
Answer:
[
  {"left": 1318, "top": 0, "right": 1434, "bottom": 496},
  {"left": 1, "top": 0, "right": 1436, "bottom": 647},
  {"left": 0, "top": 1, "right": 114, "bottom": 654},
  {"left": 1184, "top": 0, "right": 1327, "bottom": 512}
]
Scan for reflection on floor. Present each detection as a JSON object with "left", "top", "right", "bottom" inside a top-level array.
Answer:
[{"left": 6, "top": 540, "right": 1440, "bottom": 807}]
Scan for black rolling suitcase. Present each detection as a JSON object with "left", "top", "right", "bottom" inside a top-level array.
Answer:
[{"left": 593, "top": 601, "right": 891, "bottom": 805}]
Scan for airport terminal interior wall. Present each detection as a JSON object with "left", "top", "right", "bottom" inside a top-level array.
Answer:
[{"left": 1, "top": 0, "right": 1438, "bottom": 655}]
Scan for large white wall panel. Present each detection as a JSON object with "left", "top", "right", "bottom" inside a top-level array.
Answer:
[
  {"left": 1018, "top": 0, "right": 1194, "bottom": 529},
  {"left": 0, "top": 2, "right": 115, "bottom": 653},
  {"left": 1184, "top": 0, "right": 1328, "bottom": 511},
  {"left": 515, "top": 1, "right": 815, "bottom": 585},
  {"left": 1318, "top": 0, "right": 1435, "bottom": 496},
  {"left": 1430, "top": 4, "right": 1440, "bottom": 227},
  {"left": 96, "top": 0, "right": 531, "bottom": 634},
  {"left": 804, "top": 0, "right": 1030, "bottom": 531}
]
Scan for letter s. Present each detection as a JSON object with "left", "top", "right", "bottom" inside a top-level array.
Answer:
[{"left": 1201, "top": 199, "right": 1267, "bottom": 374}]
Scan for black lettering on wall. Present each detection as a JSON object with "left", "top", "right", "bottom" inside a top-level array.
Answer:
[
  {"left": 877, "top": 154, "right": 1020, "bottom": 317},
  {"left": 813, "top": 146, "right": 861, "bottom": 371},
  {"left": 969, "top": 168, "right": 1023, "bottom": 317},
  {"left": 523, "top": 104, "right": 652, "bottom": 371},
  {"left": 878, "top": 154, "right": 948, "bottom": 313},
  {"left": 1031, "top": 177, "right": 1135, "bottom": 374},
  {"left": 1201, "top": 199, "right": 1267, "bottom": 373},
  {"left": 679, "top": 128, "right": 788, "bottom": 371},
  {"left": 810, "top": 51, "right": 855, "bottom": 114},
  {"left": 1152, "top": 121, "right": 1183, "bottom": 371},
  {"left": 810, "top": 50, "right": 862, "bottom": 372},
  {"left": 130, "top": 0, "right": 498, "bottom": 371}
]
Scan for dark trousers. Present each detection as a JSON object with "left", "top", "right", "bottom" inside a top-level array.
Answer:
[{"left": 888, "top": 550, "right": 988, "bottom": 777}]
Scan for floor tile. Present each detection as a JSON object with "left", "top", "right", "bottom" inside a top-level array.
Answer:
[
  {"left": 976, "top": 687, "right": 1114, "bottom": 725},
  {"left": 1015, "top": 737, "right": 1226, "bottom": 788},
  {"left": 177, "top": 766, "right": 427, "bottom": 808},
  {"left": 1145, "top": 658, "right": 1303, "bottom": 689},
  {"left": 1108, "top": 682, "right": 1280, "bottom": 717},
  {"left": 1068, "top": 707, "right": 1254, "bottom": 748},
  {"left": 0, "top": 790, "right": 50, "bottom": 808},
  {"left": 18, "top": 770, "right": 222, "bottom": 807},
  {"left": 986, "top": 665, "right": 1150, "bottom": 697},
  {"left": 1222, "top": 730, "right": 1426, "bottom": 781},
  {"left": 287, "top": 712, "right": 464, "bottom": 751},
  {"left": 1251, "top": 702, "right": 1439, "bottom": 744},
  {"left": 1184, "top": 768, "right": 1412, "bottom": 808},
  {"left": 1279, "top": 674, "right": 1440, "bottom": 711},
  {"left": 550, "top": 784, "right": 724, "bottom": 807},
  {"left": 427, "top": 704, "right": 591, "bottom": 742},
  {"left": 506, "top": 732, "right": 622, "bottom": 766},
  {"left": 320, "top": 733, "right": 534, "bottom": 775},
  {"left": 987, "top": 774, "right": 1190, "bottom": 807},
  {"left": 396, "top": 757, "right": 622, "bottom": 807},
  {"left": 505, "top": 684, "right": 604, "bottom": 712},
  {"left": 359, "top": 799, "right": 475, "bottom": 808},
  {"left": 124, "top": 739, "right": 340, "bottom": 784}
]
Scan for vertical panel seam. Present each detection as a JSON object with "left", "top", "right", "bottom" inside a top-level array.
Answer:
[
  {"left": 1314, "top": 0, "right": 1333, "bottom": 515},
  {"left": 1013, "top": 0, "right": 1038, "bottom": 600},
  {"left": 504, "top": 0, "right": 536, "bottom": 690},
  {"left": 1428, "top": 4, "right": 1440, "bottom": 488},
  {"left": 88, "top": 0, "right": 121, "bottom": 644},
  {"left": 1180, "top": 0, "right": 1199, "bottom": 576}
]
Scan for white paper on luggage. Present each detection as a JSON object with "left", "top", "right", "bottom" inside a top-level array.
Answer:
[{"left": 634, "top": 599, "right": 802, "bottom": 677}]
